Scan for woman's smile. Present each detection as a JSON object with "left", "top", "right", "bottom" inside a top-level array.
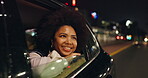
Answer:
[{"left": 63, "top": 47, "right": 72, "bottom": 52}]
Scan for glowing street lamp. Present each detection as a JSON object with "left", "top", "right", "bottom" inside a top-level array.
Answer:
[{"left": 126, "top": 20, "right": 133, "bottom": 28}]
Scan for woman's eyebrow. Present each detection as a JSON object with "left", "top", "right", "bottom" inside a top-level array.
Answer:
[
  {"left": 59, "top": 33, "right": 67, "bottom": 35},
  {"left": 71, "top": 35, "right": 77, "bottom": 37},
  {"left": 59, "top": 33, "right": 76, "bottom": 36}
]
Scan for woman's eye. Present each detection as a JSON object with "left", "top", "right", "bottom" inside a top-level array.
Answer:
[
  {"left": 72, "top": 37, "right": 77, "bottom": 40},
  {"left": 59, "top": 35, "right": 66, "bottom": 38}
]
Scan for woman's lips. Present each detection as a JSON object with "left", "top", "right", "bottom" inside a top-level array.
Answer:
[{"left": 63, "top": 47, "right": 72, "bottom": 52}]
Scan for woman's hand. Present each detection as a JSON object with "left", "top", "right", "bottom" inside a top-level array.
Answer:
[{"left": 64, "top": 53, "right": 81, "bottom": 58}]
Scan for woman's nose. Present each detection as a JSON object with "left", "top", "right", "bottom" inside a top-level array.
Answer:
[{"left": 65, "top": 38, "right": 72, "bottom": 44}]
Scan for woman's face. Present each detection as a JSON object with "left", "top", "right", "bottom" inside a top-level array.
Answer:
[{"left": 53, "top": 25, "right": 77, "bottom": 56}]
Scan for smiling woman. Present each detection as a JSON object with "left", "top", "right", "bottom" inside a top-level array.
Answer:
[
  {"left": 29, "top": 7, "right": 87, "bottom": 67},
  {"left": 28, "top": 7, "right": 88, "bottom": 78}
]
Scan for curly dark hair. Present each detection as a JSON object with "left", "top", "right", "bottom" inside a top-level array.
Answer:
[{"left": 36, "top": 7, "right": 88, "bottom": 56}]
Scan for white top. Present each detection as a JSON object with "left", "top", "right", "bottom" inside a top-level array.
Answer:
[{"left": 29, "top": 50, "right": 65, "bottom": 67}]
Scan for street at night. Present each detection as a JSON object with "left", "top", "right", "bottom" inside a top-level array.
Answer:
[
  {"left": 102, "top": 41, "right": 148, "bottom": 78},
  {"left": 1, "top": 0, "right": 148, "bottom": 78}
]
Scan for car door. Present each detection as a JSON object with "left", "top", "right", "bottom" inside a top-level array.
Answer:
[{"left": 0, "top": 0, "right": 32, "bottom": 78}]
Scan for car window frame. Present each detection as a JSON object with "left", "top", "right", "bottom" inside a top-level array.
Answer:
[{"left": 16, "top": 0, "right": 102, "bottom": 77}]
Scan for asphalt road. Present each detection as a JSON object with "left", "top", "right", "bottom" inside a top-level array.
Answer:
[{"left": 112, "top": 45, "right": 148, "bottom": 78}]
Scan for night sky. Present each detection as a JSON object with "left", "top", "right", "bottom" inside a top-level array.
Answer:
[{"left": 77, "top": 0, "right": 148, "bottom": 33}]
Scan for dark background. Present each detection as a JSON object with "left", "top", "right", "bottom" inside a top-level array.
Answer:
[{"left": 75, "top": 0, "right": 148, "bottom": 33}]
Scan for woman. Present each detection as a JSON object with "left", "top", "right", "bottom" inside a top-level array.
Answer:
[{"left": 29, "top": 7, "right": 88, "bottom": 67}]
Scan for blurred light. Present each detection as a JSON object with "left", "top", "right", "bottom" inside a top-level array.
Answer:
[
  {"left": 56, "top": 59, "right": 62, "bottom": 63},
  {"left": 99, "top": 74, "right": 103, "bottom": 77},
  {"left": 126, "top": 20, "right": 133, "bottom": 28},
  {"left": 65, "top": 3, "right": 69, "bottom": 5},
  {"left": 120, "top": 36, "right": 124, "bottom": 40},
  {"left": 116, "top": 23, "right": 119, "bottom": 26},
  {"left": 24, "top": 52, "right": 27, "bottom": 55},
  {"left": 116, "top": 36, "right": 120, "bottom": 39},
  {"left": 126, "top": 35, "right": 132, "bottom": 40},
  {"left": 51, "top": 67, "right": 55, "bottom": 70},
  {"left": 101, "top": 20, "right": 110, "bottom": 26},
  {"left": 143, "top": 42, "right": 147, "bottom": 45},
  {"left": 67, "top": 66, "right": 71, "bottom": 68},
  {"left": 4, "top": 14, "right": 7, "bottom": 16},
  {"left": 1, "top": 1, "right": 4, "bottom": 4},
  {"left": 115, "top": 30, "right": 119, "bottom": 34},
  {"left": 111, "top": 59, "right": 114, "bottom": 62},
  {"left": 26, "top": 29, "right": 36, "bottom": 36},
  {"left": 74, "top": 7, "right": 79, "bottom": 11},
  {"left": 16, "top": 72, "right": 26, "bottom": 77},
  {"left": 134, "top": 41, "right": 139, "bottom": 45},
  {"left": 144, "top": 38, "right": 148, "bottom": 42},
  {"left": 8, "top": 75, "right": 11, "bottom": 78},
  {"left": 72, "top": 55, "right": 76, "bottom": 58},
  {"left": 0, "top": 14, "right": 7, "bottom": 17},
  {"left": 101, "top": 20, "right": 105, "bottom": 24},
  {"left": 72, "top": 0, "right": 76, "bottom": 6},
  {"left": 27, "top": 57, "right": 30, "bottom": 60},
  {"left": 103, "top": 73, "right": 107, "bottom": 76},
  {"left": 92, "top": 28, "right": 98, "bottom": 32},
  {"left": 107, "top": 67, "right": 110, "bottom": 71},
  {"left": 64, "top": 62, "right": 68, "bottom": 65},
  {"left": 113, "top": 26, "right": 117, "bottom": 29},
  {"left": 91, "top": 12, "right": 98, "bottom": 19},
  {"left": 116, "top": 36, "right": 125, "bottom": 40},
  {"left": 92, "top": 46, "right": 97, "bottom": 50}
]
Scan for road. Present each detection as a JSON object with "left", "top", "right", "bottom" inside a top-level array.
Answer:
[
  {"left": 113, "top": 45, "right": 148, "bottom": 78},
  {"left": 102, "top": 41, "right": 148, "bottom": 78}
]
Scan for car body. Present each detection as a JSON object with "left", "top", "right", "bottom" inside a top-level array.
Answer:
[{"left": 0, "top": 0, "right": 114, "bottom": 78}]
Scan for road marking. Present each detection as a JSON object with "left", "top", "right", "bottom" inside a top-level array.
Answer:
[{"left": 110, "top": 44, "right": 132, "bottom": 56}]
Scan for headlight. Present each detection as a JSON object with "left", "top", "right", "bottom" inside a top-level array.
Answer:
[{"left": 144, "top": 38, "right": 148, "bottom": 42}]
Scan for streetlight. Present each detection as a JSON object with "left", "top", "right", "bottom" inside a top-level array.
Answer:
[{"left": 126, "top": 20, "right": 133, "bottom": 29}]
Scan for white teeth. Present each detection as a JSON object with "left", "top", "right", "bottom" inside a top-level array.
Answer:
[{"left": 64, "top": 47, "right": 71, "bottom": 50}]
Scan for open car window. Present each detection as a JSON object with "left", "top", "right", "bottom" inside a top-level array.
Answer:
[
  {"left": 16, "top": 0, "right": 101, "bottom": 78},
  {"left": 25, "top": 25, "right": 101, "bottom": 78}
]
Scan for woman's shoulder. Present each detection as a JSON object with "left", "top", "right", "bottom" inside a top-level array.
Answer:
[{"left": 29, "top": 51, "right": 43, "bottom": 57}]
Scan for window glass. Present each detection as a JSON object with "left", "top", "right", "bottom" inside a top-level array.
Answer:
[
  {"left": 32, "top": 55, "right": 86, "bottom": 78},
  {"left": 84, "top": 25, "right": 101, "bottom": 58}
]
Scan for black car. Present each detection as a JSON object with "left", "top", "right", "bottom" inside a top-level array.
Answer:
[{"left": 0, "top": 0, "right": 115, "bottom": 78}]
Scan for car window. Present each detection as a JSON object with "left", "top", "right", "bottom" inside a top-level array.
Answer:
[
  {"left": 16, "top": 0, "right": 101, "bottom": 78},
  {"left": 16, "top": 0, "right": 86, "bottom": 77},
  {"left": 25, "top": 25, "right": 100, "bottom": 78},
  {"left": 25, "top": 28, "right": 86, "bottom": 78},
  {"left": 87, "top": 27, "right": 100, "bottom": 56}
]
